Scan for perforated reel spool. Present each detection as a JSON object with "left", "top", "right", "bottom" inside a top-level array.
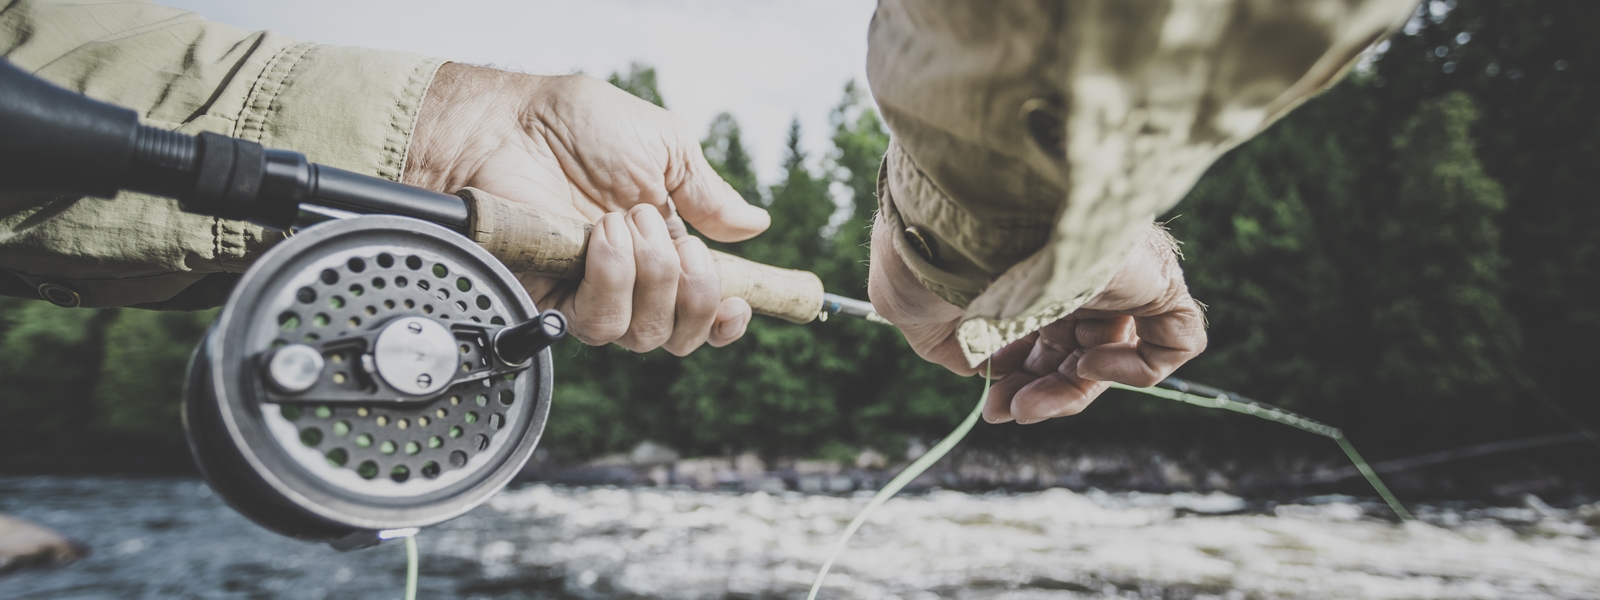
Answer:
[{"left": 184, "top": 216, "right": 553, "bottom": 544}]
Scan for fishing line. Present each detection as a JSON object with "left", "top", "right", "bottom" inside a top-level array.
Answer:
[
  {"left": 404, "top": 534, "right": 419, "bottom": 600},
  {"left": 805, "top": 368, "right": 1416, "bottom": 599},
  {"left": 804, "top": 363, "right": 992, "bottom": 600},
  {"left": 1108, "top": 382, "right": 1412, "bottom": 521}
]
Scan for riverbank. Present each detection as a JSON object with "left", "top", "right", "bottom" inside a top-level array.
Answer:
[
  {"left": 4, "top": 437, "right": 1594, "bottom": 504},
  {"left": 520, "top": 440, "right": 1599, "bottom": 504}
]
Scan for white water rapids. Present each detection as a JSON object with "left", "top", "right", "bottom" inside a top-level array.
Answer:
[{"left": 2, "top": 476, "right": 1596, "bottom": 599}]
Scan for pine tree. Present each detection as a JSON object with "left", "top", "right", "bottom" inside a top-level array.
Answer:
[
  {"left": 701, "top": 112, "right": 762, "bottom": 204},
  {"left": 606, "top": 62, "right": 665, "bottom": 108},
  {"left": 1370, "top": 0, "right": 1600, "bottom": 430},
  {"left": 1369, "top": 91, "right": 1520, "bottom": 414},
  {"left": 669, "top": 119, "right": 845, "bottom": 456}
]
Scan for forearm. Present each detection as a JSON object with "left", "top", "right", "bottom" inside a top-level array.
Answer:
[
  {"left": 867, "top": 0, "right": 1416, "bottom": 365},
  {"left": 0, "top": 0, "right": 442, "bottom": 309}
]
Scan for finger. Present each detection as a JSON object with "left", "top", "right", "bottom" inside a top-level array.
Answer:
[
  {"left": 662, "top": 236, "right": 720, "bottom": 356},
  {"left": 560, "top": 213, "right": 634, "bottom": 345},
  {"left": 707, "top": 297, "right": 751, "bottom": 347},
  {"left": 670, "top": 149, "right": 770, "bottom": 242},
  {"left": 658, "top": 198, "right": 690, "bottom": 239},
  {"left": 1077, "top": 299, "right": 1207, "bottom": 387},
  {"left": 985, "top": 332, "right": 1038, "bottom": 379},
  {"left": 1010, "top": 371, "right": 1111, "bottom": 424},
  {"left": 1074, "top": 315, "right": 1135, "bottom": 348},
  {"left": 1012, "top": 349, "right": 1111, "bottom": 423},
  {"left": 1023, "top": 320, "right": 1079, "bottom": 376},
  {"left": 984, "top": 371, "right": 1036, "bottom": 424},
  {"left": 616, "top": 206, "right": 681, "bottom": 352}
]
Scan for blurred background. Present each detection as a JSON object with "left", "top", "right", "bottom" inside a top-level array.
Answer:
[{"left": 3, "top": 0, "right": 1599, "bottom": 598}]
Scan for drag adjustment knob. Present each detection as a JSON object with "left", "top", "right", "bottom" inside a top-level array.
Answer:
[{"left": 493, "top": 310, "right": 567, "bottom": 366}]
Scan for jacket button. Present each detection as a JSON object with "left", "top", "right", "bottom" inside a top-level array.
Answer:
[
  {"left": 903, "top": 226, "right": 939, "bottom": 263},
  {"left": 1021, "top": 97, "right": 1065, "bottom": 158},
  {"left": 37, "top": 283, "right": 82, "bottom": 308}
]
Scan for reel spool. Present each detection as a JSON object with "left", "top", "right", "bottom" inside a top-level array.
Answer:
[{"left": 184, "top": 215, "right": 563, "bottom": 549}]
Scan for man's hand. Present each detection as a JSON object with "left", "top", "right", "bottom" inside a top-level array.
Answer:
[
  {"left": 868, "top": 220, "right": 1207, "bottom": 424},
  {"left": 404, "top": 64, "right": 769, "bottom": 355}
]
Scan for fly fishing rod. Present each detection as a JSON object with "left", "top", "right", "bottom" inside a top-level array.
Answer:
[
  {"left": 0, "top": 57, "right": 875, "bottom": 550},
  {"left": 1, "top": 58, "right": 1405, "bottom": 558}
]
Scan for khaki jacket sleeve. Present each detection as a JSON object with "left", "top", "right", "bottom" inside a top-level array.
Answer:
[
  {"left": 0, "top": 0, "right": 444, "bottom": 309},
  {"left": 868, "top": 0, "right": 1417, "bottom": 366}
]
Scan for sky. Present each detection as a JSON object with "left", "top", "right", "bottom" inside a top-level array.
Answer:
[{"left": 162, "top": 0, "right": 878, "bottom": 186}]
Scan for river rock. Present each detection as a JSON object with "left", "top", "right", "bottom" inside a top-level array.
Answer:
[
  {"left": 628, "top": 441, "right": 680, "bottom": 466},
  {"left": 0, "top": 513, "right": 87, "bottom": 572}
]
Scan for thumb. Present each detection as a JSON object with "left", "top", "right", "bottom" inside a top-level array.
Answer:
[{"left": 670, "top": 151, "right": 770, "bottom": 242}]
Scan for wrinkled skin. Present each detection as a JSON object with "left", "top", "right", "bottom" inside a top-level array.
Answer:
[
  {"left": 405, "top": 63, "right": 1206, "bottom": 424},
  {"left": 404, "top": 64, "right": 770, "bottom": 356},
  {"left": 869, "top": 219, "right": 1208, "bottom": 424}
]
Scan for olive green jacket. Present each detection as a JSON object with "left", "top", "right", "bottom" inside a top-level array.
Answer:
[
  {"left": 1, "top": 0, "right": 1416, "bottom": 366},
  {"left": 0, "top": 0, "right": 443, "bottom": 309},
  {"left": 870, "top": 0, "right": 1416, "bottom": 365}
]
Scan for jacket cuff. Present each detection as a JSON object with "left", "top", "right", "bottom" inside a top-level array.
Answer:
[
  {"left": 235, "top": 43, "right": 447, "bottom": 183},
  {"left": 875, "top": 145, "right": 989, "bottom": 308}
]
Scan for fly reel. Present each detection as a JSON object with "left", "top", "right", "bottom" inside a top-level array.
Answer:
[{"left": 184, "top": 215, "right": 565, "bottom": 549}]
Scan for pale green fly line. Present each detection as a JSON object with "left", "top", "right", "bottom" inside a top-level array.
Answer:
[
  {"left": 805, "top": 363, "right": 992, "bottom": 600},
  {"left": 404, "top": 534, "right": 419, "bottom": 600},
  {"left": 806, "top": 369, "right": 1412, "bottom": 599}
]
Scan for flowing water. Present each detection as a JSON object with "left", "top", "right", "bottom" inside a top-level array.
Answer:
[{"left": 1, "top": 475, "right": 1597, "bottom": 599}]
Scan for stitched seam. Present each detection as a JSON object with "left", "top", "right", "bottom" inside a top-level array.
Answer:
[
  {"left": 236, "top": 42, "right": 312, "bottom": 143},
  {"left": 396, "top": 59, "right": 448, "bottom": 182},
  {"left": 255, "top": 43, "right": 315, "bottom": 147},
  {"left": 232, "top": 45, "right": 282, "bottom": 138}
]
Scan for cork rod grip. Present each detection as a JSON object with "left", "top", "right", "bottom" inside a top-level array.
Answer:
[{"left": 458, "top": 187, "right": 824, "bottom": 324}]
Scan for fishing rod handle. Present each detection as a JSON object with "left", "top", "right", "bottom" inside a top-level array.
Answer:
[{"left": 458, "top": 187, "right": 825, "bottom": 324}]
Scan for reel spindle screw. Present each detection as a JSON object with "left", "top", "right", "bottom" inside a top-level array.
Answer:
[{"left": 373, "top": 316, "right": 457, "bottom": 396}]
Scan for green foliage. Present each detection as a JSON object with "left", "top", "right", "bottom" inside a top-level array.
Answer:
[
  {"left": 1373, "top": 92, "right": 1518, "bottom": 404},
  {"left": 5, "top": 20, "right": 1596, "bottom": 467},
  {"left": 1366, "top": 0, "right": 1600, "bottom": 433},
  {"left": 607, "top": 62, "right": 665, "bottom": 108},
  {"left": 92, "top": 308, "right": 215, "bottom": 440},
  {"left": 701, "top": 113, "right": 762, "bottom": 204},
  {"left": 0, "top": 298, "right": 110, "bottom": 439},
  {"left": 1168, "top": 85, "right": 1527, "bottom": 446}
]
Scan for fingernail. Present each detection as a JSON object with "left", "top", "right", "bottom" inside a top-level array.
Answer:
[
  {"left": 632, "top": 207, "right": 668, "bottom": 240},
  {"left": 716, "top": 317, "right": 747, "bottom": 341},
  {"left": 602, "top": 213, "right": 628, "bottom": 242},
  {"left": 678, "top": 237, "right": 709, "bottom": 274}
]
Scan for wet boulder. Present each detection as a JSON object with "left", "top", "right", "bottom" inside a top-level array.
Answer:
[{"left": 0, "top": 513, "right": 88, "bottom": 573}]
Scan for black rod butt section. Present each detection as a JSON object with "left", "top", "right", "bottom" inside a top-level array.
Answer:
[{"left": 494, "top": 310, "right": 567, "bottom": 366}]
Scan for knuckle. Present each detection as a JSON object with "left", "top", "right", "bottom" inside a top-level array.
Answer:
[
  {"left": 663, "top": 339, "right": 701, "bottom": 357},
  {"left": 678, "top": 280, "right": 720, "bottom": 314},
  {"left": 628, "top": 321, "right": 674, "bottom": 350},
  {"left": 636, "top": 245, "right": 680, "bottom": 278},
  {"left": 576, "top": 313, "right": 629, "bottom": 344}
]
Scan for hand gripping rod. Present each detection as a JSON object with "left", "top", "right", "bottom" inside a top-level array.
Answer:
[{"left": 0, "top": 58, "right": 874, "bottom": 324}]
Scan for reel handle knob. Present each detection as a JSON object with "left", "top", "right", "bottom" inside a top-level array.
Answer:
[
  {"left": 458, "top": 187, "right": 827, "bottom": 324},
  {"left": 493, "top": 309, "right": 568, "bottom": 366}
]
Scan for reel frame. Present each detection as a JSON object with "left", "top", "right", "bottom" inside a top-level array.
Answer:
[{"left": 184, "top": 216, "right": 553, "bottom": 545}]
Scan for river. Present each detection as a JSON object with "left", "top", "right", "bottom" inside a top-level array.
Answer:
[{"left": 1, "top": 475, "right": 1596, "bottom": 599}]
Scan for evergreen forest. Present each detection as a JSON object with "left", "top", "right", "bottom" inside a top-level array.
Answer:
[{"left": 2, "top": 0, "right": 1595, "bottom": 478}]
